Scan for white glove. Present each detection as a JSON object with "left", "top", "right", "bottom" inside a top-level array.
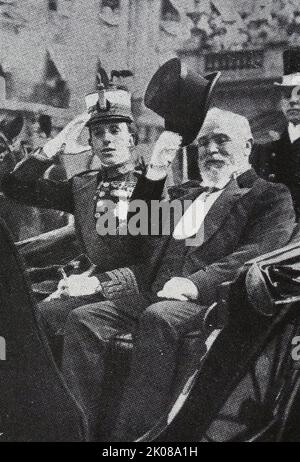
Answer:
[
  {"left": 43, "top": 113, "right": 91, "bottom": 158},
  {"left": 150, "top": 131, "right": 182, "bottom": 166},
  {"left": 157, "top": 277, "right": 198, "bottom": 301},
  {"left": 56, "top": 274, "right": 101, "bottom": 297},
  {"left": 147, "top": 131, "right": 182, "bottom": 180}
]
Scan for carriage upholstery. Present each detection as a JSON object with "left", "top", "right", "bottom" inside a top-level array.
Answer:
[
  {"left": 136, "top": 242, "right": 300, "bottom": 442},
  {"left": 5, "top": 216, "right": 300, "bottom": 442},
  {"left": 0, "top": 219, "right": 87, "bottom": 442},
  {"left": 0, "top": 219, "right": 205, "bottom": 442},
  {"left": 17, "top": 222, "right": 80, "bottom": 268}
]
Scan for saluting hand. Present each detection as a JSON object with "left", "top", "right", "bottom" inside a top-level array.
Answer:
[{"left": 42, "top": 113, "right": 91, "bottom": 159}]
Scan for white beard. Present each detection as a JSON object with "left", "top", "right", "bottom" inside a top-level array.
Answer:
[
  {"left": 201, "top": 165, "right": 235, "bottom": 188},
  {"left": 201, "top": 159, "right": 251, "bottom": 187}
]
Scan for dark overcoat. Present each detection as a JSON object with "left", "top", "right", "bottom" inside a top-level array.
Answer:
[{"left": 251, "top": 131, "right": 300, "bottom": 218}]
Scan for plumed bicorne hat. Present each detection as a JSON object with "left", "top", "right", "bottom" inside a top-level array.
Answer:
[
  {"left": 144, "top": 58, "right": 221, "bottom": 146},
  {"left": 85, "top": 67, "right": 134, "bottom": 127}
]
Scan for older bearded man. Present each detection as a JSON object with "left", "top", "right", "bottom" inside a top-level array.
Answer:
[{"left": 55, "top": 108, "right": 296, "bottom": 442}]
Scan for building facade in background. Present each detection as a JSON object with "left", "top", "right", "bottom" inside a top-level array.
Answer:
[{"left": 0, "top": 0, "right": 299, "bottom": 154}]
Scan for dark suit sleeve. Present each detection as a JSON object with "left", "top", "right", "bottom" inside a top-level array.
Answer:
[
  {"left": 128, "top": 174, "right": 167, "bottom": 284},
  {"left": 130, "top": 174, "right": 166, "bottom": 201},
  {"left": 1, "top": 157, "right": 74, "bottom": 214},
  {"left": 188, "top": 183, "right": 296, "bottom": 306}
]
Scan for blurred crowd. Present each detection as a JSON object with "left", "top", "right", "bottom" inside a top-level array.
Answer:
[
  {"left": 0, "top": 112, "right": 68, "bottom": 241},
  {"left": 194, "top": 0, "right": 300, "bottom": 52}
]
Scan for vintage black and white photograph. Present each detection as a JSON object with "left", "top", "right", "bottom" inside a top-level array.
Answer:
[{"left": 1, "top": 0, "right": 300, "bottom": 445}]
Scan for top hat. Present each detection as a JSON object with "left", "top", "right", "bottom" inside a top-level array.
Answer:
[
  {"left": 275, "top": 47, "right": 300, "bottom": 87},
  {"left": 86, "top": 67, "right": 134, "bottom": 127},
  {"left": 144, "top": 58, "right": 221, "bottom": 146}
]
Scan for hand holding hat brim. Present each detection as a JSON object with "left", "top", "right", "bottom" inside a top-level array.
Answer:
[
  {"left": 144, "top": 58, "right": 221, "bottom": 146},
  {"left": 151, "top": 131, "right": 182, "bottom": 166}
]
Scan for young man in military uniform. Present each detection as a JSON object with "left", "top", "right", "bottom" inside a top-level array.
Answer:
[
  {"left": 251, "top": 47, "right": 300, "bottom": 219},
  {"left": 1, "top": 80, "right": 148, "bottom": 308}
]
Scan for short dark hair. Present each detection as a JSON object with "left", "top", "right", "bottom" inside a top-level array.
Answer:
[{"left": 127, "top": 121, "right": 138, "bottom": 146}]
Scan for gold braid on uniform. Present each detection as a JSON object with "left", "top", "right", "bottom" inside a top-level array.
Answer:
[{"left": 96, "top": 267, "right": 139, "bottom": 300}]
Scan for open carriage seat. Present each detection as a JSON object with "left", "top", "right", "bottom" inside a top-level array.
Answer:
[
  {"left": 15, "top": 222, "right": 82, "bottom": 300},
  {"left": 0, "top": 219, "right": 87, "bottom": 442},
  {"left": 134, "top": 241, "right": 300, "bottom": 442},
  {"left": 0, "top": 217, "right": 203, "bottom": 442},
  {"left": 3, "top": 216, "right": 300, "bottom": 441},
  {"left": 16, "top": 221, "right": 80, "bottom": 268}
]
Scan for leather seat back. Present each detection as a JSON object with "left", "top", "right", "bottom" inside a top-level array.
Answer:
[{"left": 0, "top": 219, "right": 87, "bottom": 441}]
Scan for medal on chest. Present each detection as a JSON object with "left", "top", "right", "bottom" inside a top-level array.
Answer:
[{"left": 93, "top": 178, "right": 136, "bottom": 234}]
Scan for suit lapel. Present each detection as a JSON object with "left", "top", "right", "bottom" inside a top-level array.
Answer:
[
  {"left": 275, "top": 131, "right": 292, "bottom": 166},
  {"left": 183, "top": 178, "right": 251, "bottom": 254},
  {"left": 288, "top": 134, "right": 300, "bottom": 157}
]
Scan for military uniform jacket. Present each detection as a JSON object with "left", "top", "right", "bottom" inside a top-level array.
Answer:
[
  {"left": 250, "top": 131, "right": 300, "bottom": 218},
  {"left": 1, "top": 157, "right": 145, "bottom": 274}
]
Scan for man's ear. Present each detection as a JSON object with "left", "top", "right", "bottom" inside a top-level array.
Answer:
[
  {"left": 129, "top": 133, "right": 135, "bottom": 147},
  {"left": 245, "top": 139, "right": 253, "bottom": 153}
]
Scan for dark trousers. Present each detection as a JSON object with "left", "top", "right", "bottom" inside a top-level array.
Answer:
[
  {"left": 37, "top": 293, "right": 105, "bottom": 365},
  {"left": 37, "top": 293, "right": 207, "bottom": 441}
]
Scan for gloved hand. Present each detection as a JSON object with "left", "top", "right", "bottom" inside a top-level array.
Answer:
[
  {"left": 147, "top": 131, "right": 182, "bottom": 180},
  {"left": 150, "top": 130, "right": 182, "bottom": 166},
  {"left": 55, "top": 274, "right": 102, "bottom": 297},
  {"left": 42, "top": 113, "right": 91, "bottom": 159},
  {"left": 157, "top": 277, "right": 198, "bottom": 301}
]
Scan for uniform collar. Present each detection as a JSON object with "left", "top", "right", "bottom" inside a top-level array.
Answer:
[{"left": 101, "top": 161, "right": 135, "bottom": 181}]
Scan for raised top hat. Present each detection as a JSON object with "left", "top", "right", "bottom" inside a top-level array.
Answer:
[
  {"left": 85, "top": 67, "right": 134, "bottom": 127},
  {"left": 144, "top": 58, "right": 221, "bottom": 146},
  {"left": 275, "top": 47, "right": 300, "bottom": 87}
]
